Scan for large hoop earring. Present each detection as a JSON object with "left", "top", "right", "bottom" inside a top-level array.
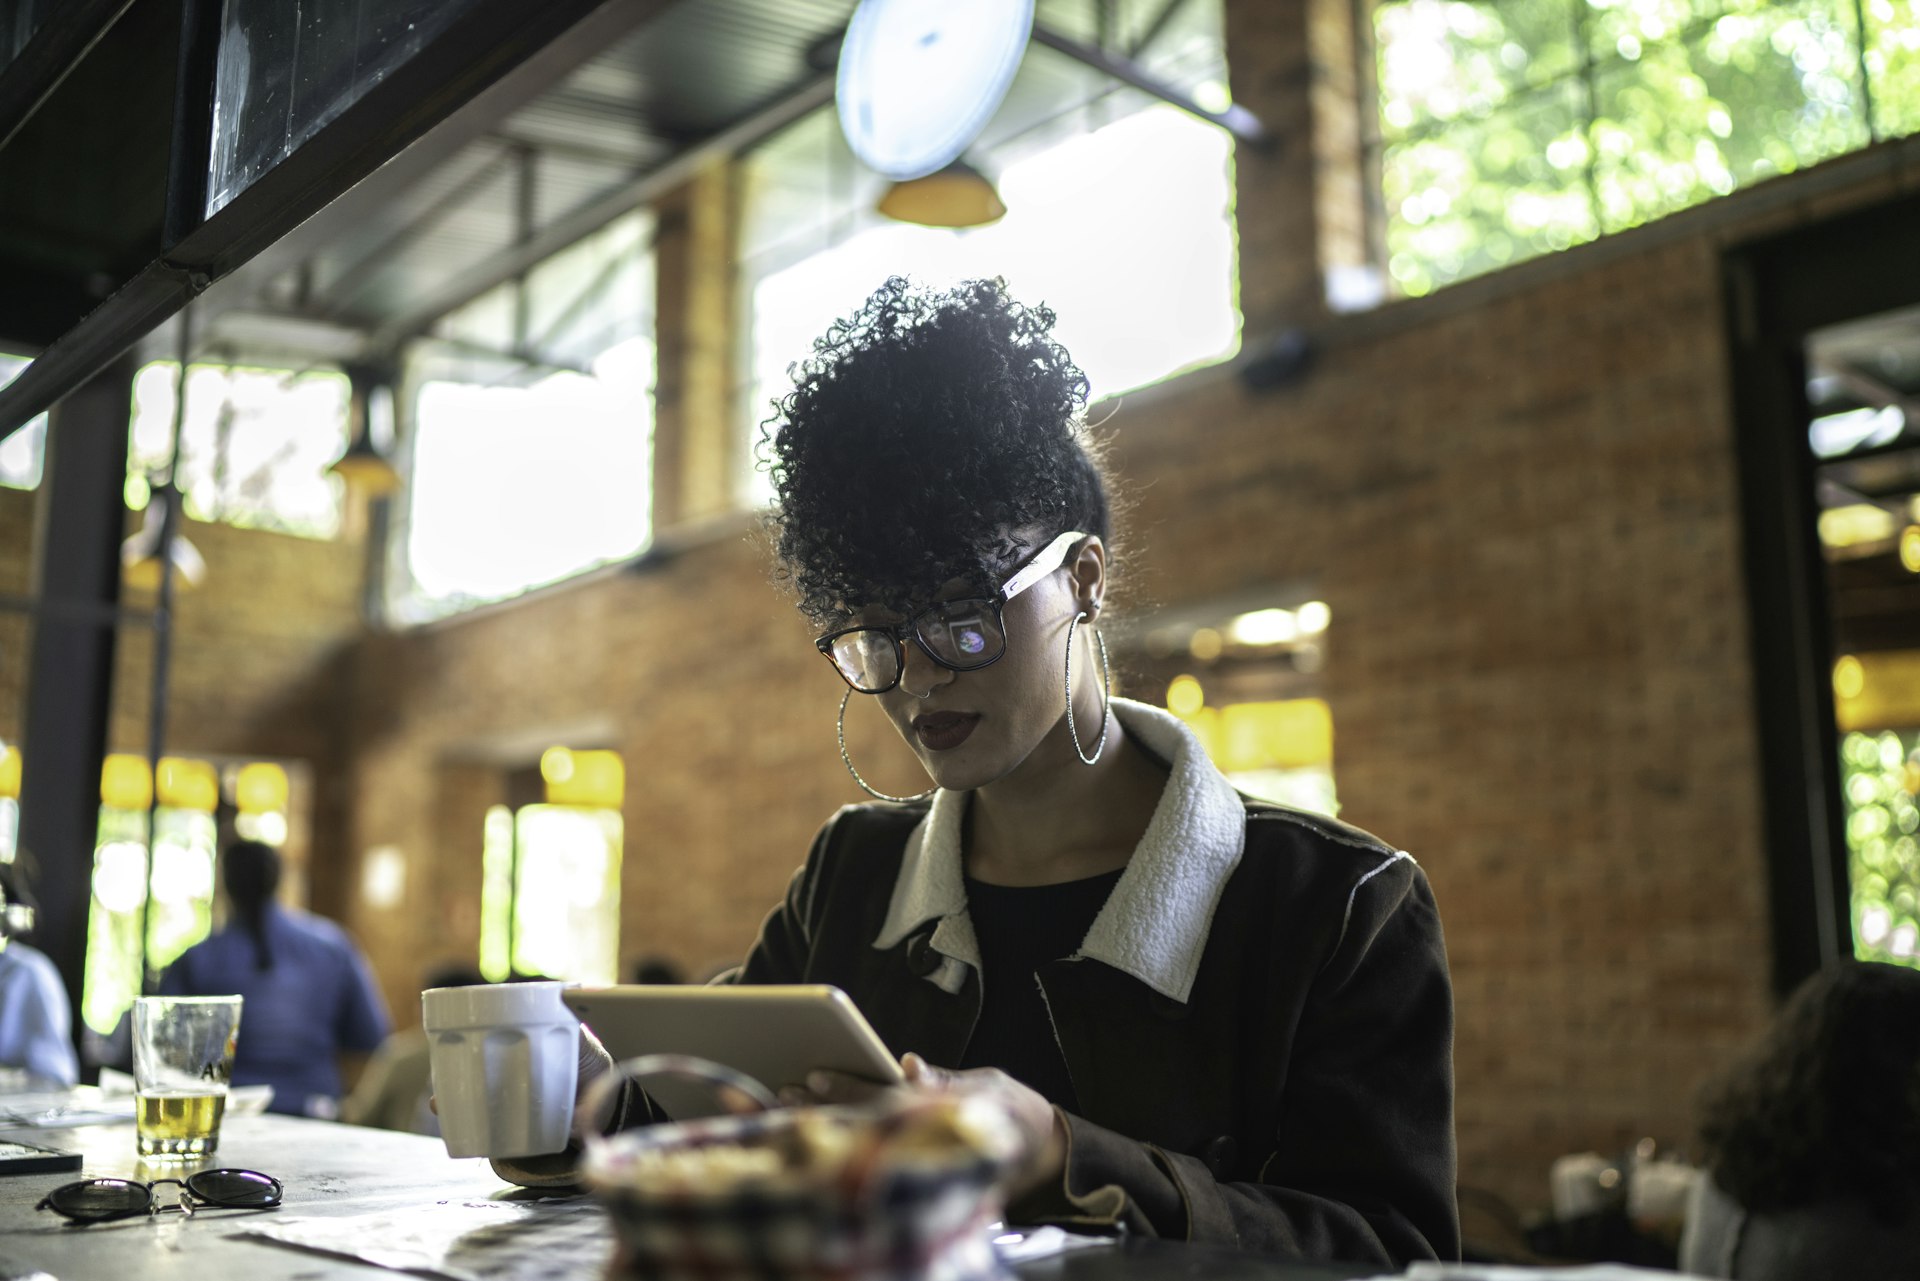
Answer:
[
  {"left": 837, "top": 690, "right": 936, "bottom": 803},
  {"left": 1064, "top": 612, "right": 1112, "bottom": 766}
]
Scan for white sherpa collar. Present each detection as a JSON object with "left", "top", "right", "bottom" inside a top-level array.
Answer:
[{"left": 872, "top": 698, "right": 1246, "bottom": 1003}]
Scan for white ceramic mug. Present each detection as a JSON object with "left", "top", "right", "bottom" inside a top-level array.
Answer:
[{"left": 422, "top": 981, "right": 579, "bottom": 1159}]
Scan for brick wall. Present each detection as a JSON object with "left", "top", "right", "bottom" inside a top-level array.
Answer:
[{"left": 1102, "top": 226, "right": 1777, "bottom": 1206}]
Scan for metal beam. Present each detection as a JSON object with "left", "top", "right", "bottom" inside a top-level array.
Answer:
[
  {"left": 0, "top": 0, "right": 657, "bottom": 440},
  {"left": 1030, "top": 21, "right": 1269, "bottom": 145},
  {"left": 0, "top": 0, "right": 135, "bottom": 157},
  {"left": 363, "top": 72, "right": 837, "bottom": 354}
]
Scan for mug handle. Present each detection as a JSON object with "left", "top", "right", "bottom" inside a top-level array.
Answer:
[{"left": 577, "top": 1053, "right": 779, "bottom": 1141}]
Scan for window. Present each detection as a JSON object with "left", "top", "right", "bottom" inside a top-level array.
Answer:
[
  {"left": 389, "top": 212, "right": 655, "bottom": 623},
  {"left": 740, "top": 2, "right": 1238, "bottom": 503},
  {"left": 0, "top": 354, "right": 47, "bottom": 489},
  {"left": 478, "top": 749, "right": 623, "bottom": 984},
  {"left": 127, "top": 361, "right": 351, "bottom": 537},
  {"left": 0, "top": 739, "right": 19, "bottom": 864},
  {"left": 1840, "top": 728, "right": 1920, "bottom": 966},
  {"left": 1373, "top": 0, "right": 1920, "bottom": 296},
  {"left": 78, "top": 755, "right": 299, "bottom": 1041}
]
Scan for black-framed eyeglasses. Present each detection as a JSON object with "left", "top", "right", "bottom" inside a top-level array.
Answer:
[
  {"left": 816, "top": 530, "right": 1088, "bottom": 694},
  {"left": 36, "top": 1168, "right": 283, "bottom": 1224}
]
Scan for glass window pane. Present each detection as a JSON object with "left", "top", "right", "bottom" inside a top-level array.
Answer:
[
  {"left": 1382, "top": 82, "right": 1596, "bottom": 296},
  {"left": 1593, "top": 3, "right": 1868, "bottom": 233},
  {"left": 127, "top": 362, "right": 350, "bottom": 537},
  {"left": 1375, "top": 0, "right": 1579, "bottom": 144},
  {"left": 399, "top": 350, "right": 653, "bottom": 618},
  {"left": 82, "top": 808, "right": 149, "bottom": 1037},
  {"left": 398, "top": 218, "right": 654, "bottom": 621},
  {"left": 0, "top": 355, "right": 46, "bottom": 490},
  {"left": 1863, "top": 0, "right": 1920, "bottom": 138},
  {"left": 1583, "top": 0, "right": 1740, "bottom": 63},
  {"left": 144, "top": 808, "right": 218, "bottom": 973},
  {"left": 1841, "top": 730, "right": 1920, "bottom": 967},
  {"left": 509, "top": 804, "right": 621, "bottom": 985},
  {"left": 478, "top": 805, "right": 514, "bottom": 982}
]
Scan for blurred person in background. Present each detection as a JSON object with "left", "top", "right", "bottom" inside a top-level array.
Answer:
[
  {"left": 160, "top": 839, "right": 389, "bottom": 1118},
  {"left": 0, "top": 859, "right": 78, "bottom": 1087},
  {"left": 1682, "top": 959, "right": 1920, "bottom": 1278},
  {"left": 345, "top": 962, "right": 486, "bottom": 1134},
  {"left": 628, "top": 954, "right": 686, "bottom": 985},
  {"left": 537, "top": 278, "right": 1457, "bottom": 1269}
]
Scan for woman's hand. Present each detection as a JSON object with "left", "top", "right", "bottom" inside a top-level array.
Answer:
[
  {"left": 780, "top": 1052, "right": 1067, "bottom": 1199},
  {"left": 570, "top": 1022, "right": 618, "bottom": 1133}
]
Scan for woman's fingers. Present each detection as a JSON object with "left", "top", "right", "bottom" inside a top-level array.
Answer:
[{"left": 901, "top": 1051, "right": 946, "bottom": 1085}]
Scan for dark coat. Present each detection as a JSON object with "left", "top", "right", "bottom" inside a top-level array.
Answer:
[{"left": 731, "top": 701, "right": 1459, "bottom": 1268}]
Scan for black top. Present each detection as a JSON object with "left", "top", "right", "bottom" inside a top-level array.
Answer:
[
  {"left": 726, "top": 792, "right": 1459, "bottom": 1266},
  {"left": 958, "top": 868, "right": 1125, "bottom": 1111}
]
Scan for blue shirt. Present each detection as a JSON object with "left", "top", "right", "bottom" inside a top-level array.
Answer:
[
  {"left": 0, "top": 942, "right": 78, "bottom": 1086},
  {"left": 159, "top": 903, "right": 389, "bottom": 1117}
]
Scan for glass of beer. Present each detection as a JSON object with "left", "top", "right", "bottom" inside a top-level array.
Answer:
[{"left": 131, "top": 996, "right": 242, "bottom": 1160}]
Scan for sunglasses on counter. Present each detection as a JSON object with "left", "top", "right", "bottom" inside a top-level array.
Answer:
[{"left": 36, "top": 1168, "right": 283, "bottom": 1224}]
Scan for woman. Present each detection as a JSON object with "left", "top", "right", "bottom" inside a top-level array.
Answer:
[
  {"left": 160, "top": 840, "right": 389, "bottom": 1118},
  {"left": 553, "top": 278, "right": 1458, "bottom": 1266},
  {"left": 1681, "top": 960, "right": 1920, "bottom": 1278}
]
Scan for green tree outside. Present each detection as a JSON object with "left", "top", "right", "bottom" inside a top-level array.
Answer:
[{"left": 1374, "top": 0, "right": 1920, "bottom": 296}]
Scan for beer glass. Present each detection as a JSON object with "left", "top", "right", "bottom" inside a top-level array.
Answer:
[{"left": 131, "top": 996, "right": 243, "bottom": 1159}]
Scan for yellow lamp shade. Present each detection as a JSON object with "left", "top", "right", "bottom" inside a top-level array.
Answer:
[
  {"left": 235, "top": 761, "right": 290, "bottom": 815},
  {"left": 101, "top": 754, "right": 153, "bottom": 811},
  {"left": 875, "top": 161, "right": 1006, "bottom": 228},
  {"left": 156, "top": 756, "right": 219, "bottom": 813},
  {"left": 543, "top": 748, "right": 624, "bottom": 808},
  {"left": 328, "top": 443, "right": 402, "bottom": 497},
  {"left": 0, "top": 744, "right": 19, "bottom": 800}
]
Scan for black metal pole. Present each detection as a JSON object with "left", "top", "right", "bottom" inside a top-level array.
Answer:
[
  {"left": 17, "top": 354, "right": 136, "bottom": 1079},
  {"left": 136, "top": 306, "right": 192, "bottom": 990}
]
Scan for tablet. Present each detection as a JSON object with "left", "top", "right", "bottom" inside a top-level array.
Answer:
[{"left": 562, "top": 984, "right": 903, "bottom": 1120}]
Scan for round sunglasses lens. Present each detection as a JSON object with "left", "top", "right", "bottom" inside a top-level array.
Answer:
[
  {"left": 187, "top": 1169, "right": 281, "bottom": 1206},
  {"left": 920, "top": 603, "right": 1002, "bottom": 667},
  {"left": 49, "top": 1179, "right": 147, "bottom": 1218},
  {"left": 829, "top": 632, "right": 898, "bottom": 692}
]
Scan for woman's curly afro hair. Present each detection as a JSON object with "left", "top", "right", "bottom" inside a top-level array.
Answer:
[
  {"left": 1696, "top": 960, "right": 1920, "bottom": 1221},
  {"left": 761, "top": 276, "right": 1113, "bottom": 623}
]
